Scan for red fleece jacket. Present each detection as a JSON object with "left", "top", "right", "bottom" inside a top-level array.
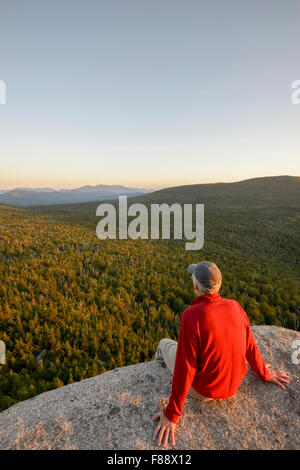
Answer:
[{"left": 163, "top": 293, "right": 270, "bottom": 424}]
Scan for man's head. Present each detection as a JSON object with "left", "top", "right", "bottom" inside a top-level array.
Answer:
[{"left": 188, "top": 261, "right": 222, "bottom": 296}]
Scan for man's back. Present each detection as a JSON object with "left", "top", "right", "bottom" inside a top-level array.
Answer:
[
  {"left": 163, "top": 292, "right": 270, "bottom": 423},
  {"left": 188, "top": 294, "right": 251, "bottom": 398}
]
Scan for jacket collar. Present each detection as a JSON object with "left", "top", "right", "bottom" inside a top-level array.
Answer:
[{"left": 191, "top": 292, "right": 221, "bottom": 305}]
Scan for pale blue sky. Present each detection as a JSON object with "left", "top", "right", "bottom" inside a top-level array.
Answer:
[{"left": 0, "top": 0, "right": 299, "bottom": 189}]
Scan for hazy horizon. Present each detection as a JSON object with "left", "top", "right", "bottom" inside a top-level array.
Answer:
[{"left": 0, "top": 173, "right": 299, "bottom": 193}]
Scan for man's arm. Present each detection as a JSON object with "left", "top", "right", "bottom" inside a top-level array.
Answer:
[
  {"left": 245, "top": 320, "right": 270, "bottom": 381},
  {"left": 163, "top": 312, "right": 199, "bottom": 424},
  {"left": 245, "top": 319, "right": 290, "bottom": 388}
]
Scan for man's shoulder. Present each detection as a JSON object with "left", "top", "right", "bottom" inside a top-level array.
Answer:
[
  {"left": 220, "top": 297, "right": 249, "bottom": 323},
  {"left": 182, "top": 297, "right": 243, "bottom": 317},
  {"left": 181, "top": 300, "right": 214, "bottom": 320},
  {"left": 221, "top": 297, "right": 241, "bottom": 307},
  {"left": 181, "top": 297, "right": 248, "bottom": 333},
  {"left": 180, "top": 304, "right": 198, "bottom": 322},
  {"left": 220, "top": 297, "right": 247, "bottom": 314}
]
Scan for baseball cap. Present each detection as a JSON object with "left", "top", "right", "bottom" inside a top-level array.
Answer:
[{"left": 187, "top": 261, "right": 222, "bottom": 291}]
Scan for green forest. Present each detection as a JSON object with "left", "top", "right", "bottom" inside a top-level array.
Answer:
[{"left": 0, "top": 177, "right": 299, "bottom": 412}]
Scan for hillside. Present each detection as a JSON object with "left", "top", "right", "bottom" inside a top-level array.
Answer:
[
  {"left": 30, "top": 175, "right": 300, "bottom": 277},
  {"left": 0, "top": 326, "right": 299, "bottom": 450},
  {"left": 135, "top": 175, "right": 300, "bottom": 208},
  {"left": 30, "top": 175, "right": 300, "bottom": 212}
]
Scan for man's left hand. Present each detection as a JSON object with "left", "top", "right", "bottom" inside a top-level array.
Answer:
[{"left": 153, "top": 410, "right": 176, "bottom": 448}]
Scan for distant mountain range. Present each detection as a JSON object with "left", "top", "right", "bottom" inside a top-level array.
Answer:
[
  {"left": 0, "top": 176, "right": 299, "bottom": 209},
  {"left": 0, "top": 184, "right": 152, "bottom": 207}
]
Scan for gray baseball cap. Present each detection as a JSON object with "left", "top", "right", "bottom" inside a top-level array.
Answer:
[{"left": 188, "top": 261, "right": 222, "bottom": 290}]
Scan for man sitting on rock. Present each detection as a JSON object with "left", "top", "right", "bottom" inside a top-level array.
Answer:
[{"left": 153, "top": 261, "right": 290, "bottom": 448}]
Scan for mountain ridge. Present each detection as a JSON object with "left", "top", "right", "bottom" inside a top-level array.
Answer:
[
  {"left": 1, "top": 175, "right": 299, "bottom": 208},
  {"left": 25, "top": 174, "right": 300, "bottom": 212}
]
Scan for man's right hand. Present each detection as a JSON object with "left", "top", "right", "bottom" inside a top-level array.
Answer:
[{"left": 266, "top": 364, "right": 290, "bottom": 389}]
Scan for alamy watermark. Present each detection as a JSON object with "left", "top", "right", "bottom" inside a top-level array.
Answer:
[
  {"left": 291, "top": 80, "right": 300, "bottom": 104},
  {"left": 0, "top": 80, "right": 6, "bottom": 104},
  {"left": 96, "top": 196, "right": 204, "bottom": 250}
]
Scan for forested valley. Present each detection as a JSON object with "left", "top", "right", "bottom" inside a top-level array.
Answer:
[{"left": 0, "top": 176, "right": 299, "bottom": 411}]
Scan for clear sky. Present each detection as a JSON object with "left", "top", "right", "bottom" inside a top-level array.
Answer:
[{"left": 0, "top": 0, "right": 299, "bottom": 190}]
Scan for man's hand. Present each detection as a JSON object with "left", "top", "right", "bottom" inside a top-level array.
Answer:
[
  {"left": 153, "top": 410, "right": 176, "bottom": 448},
  {"left": 266, "top": 363, "right": 291, "bottom": 389}
]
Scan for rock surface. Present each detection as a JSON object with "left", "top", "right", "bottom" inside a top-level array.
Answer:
[{"left": 0, "top": 326, "right": 299, "bottom": 450}]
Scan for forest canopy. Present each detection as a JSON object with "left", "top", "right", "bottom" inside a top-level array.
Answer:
[{"left": 0, "top": 180, "right": 299, "bottom": 411}]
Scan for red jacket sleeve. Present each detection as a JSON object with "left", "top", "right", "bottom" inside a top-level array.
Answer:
[
  {"left": 163, "top": 311, "right": 199, "bottom": 424},
  {"left": 245, "top": 320, "right": 270, "bottom": 382}
]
